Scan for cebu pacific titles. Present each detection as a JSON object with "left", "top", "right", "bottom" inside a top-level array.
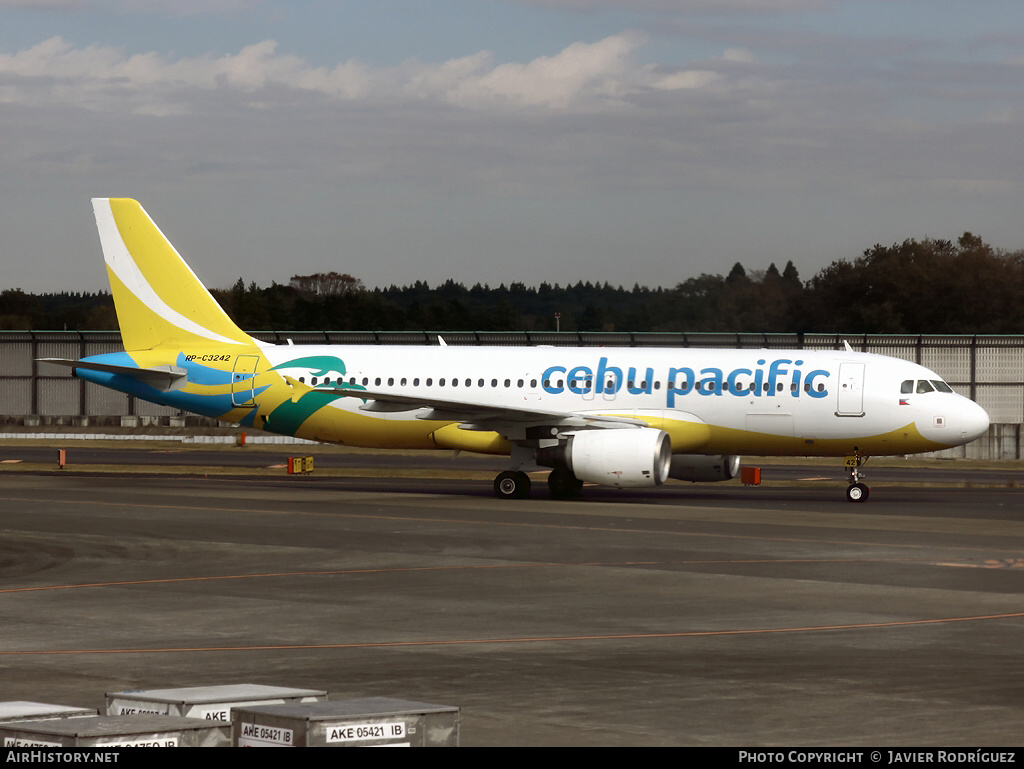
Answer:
[{"left": 42, "top": 199, "right": 990, "bottom": 502}]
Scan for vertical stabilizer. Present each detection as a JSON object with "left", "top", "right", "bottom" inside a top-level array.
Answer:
[{"left": 93, "top": 198, "right": 254, "bottom": 351}]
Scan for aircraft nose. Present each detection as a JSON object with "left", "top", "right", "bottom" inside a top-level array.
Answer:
[{"left": 958, "top": 398, "right": 990, "bottom": 443}]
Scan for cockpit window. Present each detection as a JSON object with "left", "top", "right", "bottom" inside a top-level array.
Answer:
[
  {"left": 932, "top": 380, "right": 953, "bottom": 393},
  {"left": 916, "top": 380, "right": 935, "bottom": 394},
  {"left": 901, "top": 380, "right": 913, "bottom": 394}
]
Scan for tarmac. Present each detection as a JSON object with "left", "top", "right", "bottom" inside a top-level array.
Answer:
[{"left": 1, "top": 452, "right": 1023, "bottom": 746}]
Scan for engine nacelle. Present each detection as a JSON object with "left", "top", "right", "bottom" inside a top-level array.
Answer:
[
  {"left": 563, "top": 428, "right": 672, "bottom": 488},
  {"left": 668, "top": 454, "right": 741, "bottom": 482}
]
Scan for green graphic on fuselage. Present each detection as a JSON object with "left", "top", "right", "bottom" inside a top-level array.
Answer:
[
  {"left": 264, "top": 354, "right": 366, "bottom": 435},
  {"left": 265, "top": 390, "right": 348, "bottom": 435},
  {"left": 269, "top": 355, "right": 350, "bottom": 379}
]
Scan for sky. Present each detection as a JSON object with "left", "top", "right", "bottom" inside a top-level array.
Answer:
[{"left": 2, "top": 0, "right": 1024, "bottom": 294}]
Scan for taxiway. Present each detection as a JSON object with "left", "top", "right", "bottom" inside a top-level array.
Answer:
[{"left": 1, "top": 467, "right": 1022, "bottom": 745}]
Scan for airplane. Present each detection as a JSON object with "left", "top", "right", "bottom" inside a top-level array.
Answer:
[{"left": 41, "top": 198, "right": 990, "bottom": 503}]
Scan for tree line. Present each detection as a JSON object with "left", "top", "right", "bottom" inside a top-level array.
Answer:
[{"left": 4, "top": 233, "right": 1023, "bottom": 334}]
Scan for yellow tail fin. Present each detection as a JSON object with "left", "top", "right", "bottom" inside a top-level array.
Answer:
[{"left": 92, "top": 198, "right": 255, "bottom": 351}]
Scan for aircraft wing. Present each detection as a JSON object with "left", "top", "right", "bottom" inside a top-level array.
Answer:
[{"left": 321, "top": 385, "right": 646, "bottom": 429}]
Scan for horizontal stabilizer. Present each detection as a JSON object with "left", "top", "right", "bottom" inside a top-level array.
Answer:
[{"left": 39, "top": 358, "right": 188, "bottom": 392}]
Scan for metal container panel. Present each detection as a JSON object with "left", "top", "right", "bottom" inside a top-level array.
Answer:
[
  {"left": 233, "top": 698, "right": 459, "bottom": 747},
  {"left": 107, "top": 684, "right": 326, "bottom": 721},
  {"left": 0, "top": 702, "right": 97, "bottom": 723},
  {"left": 0, "top": 715, "right": 230, "bottom": 748}
]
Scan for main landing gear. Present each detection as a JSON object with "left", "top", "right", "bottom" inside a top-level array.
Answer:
[
  {"left": 494, "top": 470, "right": 531, "bottom": 500},
  {"left": 547, "top": 466, "right": 583, "bottom": 500},
  {"left": 845, "top": 453, "right": 869, "bottom": 503},
  {"left": 493, "top": 467, "right": 583, "bottom": 500}
]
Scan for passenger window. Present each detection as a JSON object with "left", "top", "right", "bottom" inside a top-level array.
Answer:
[
  {"left": 504, "top": 379, "right": 511, "bottom": 388},
  {"left": 901, "top": 380, "right": 913, "bottom": 394},
  {"left": 362, "top": 377, "right": 368, "bottom": 386},
  {"left": 439, "top": 378, "right": 446, "bottom": 386},
  {"left": 916, "top": 380, "right": 934, "bottom": 394},
  {"left": 387, "top": 377, "right": 394, "bottom": 386},
  {"left": 413, "top": 378, "right": 419, "bottom": 386},
  {"left": 374, "top": 377, "right": 381, "bottom": 386},
  {"left": 491, "top": 379, "right": 497, "bottom": 387},
  {"left": 426, "top": 378, "right": 433, "bottom": 386},
  {"left": 517, "top": 379, "right": 524, "bottom": 388},
  {"left": 478, "top": 378, "right": 484, "bottom": 387}
]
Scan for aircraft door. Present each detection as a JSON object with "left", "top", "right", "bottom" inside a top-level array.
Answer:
[
  {"left": 581, "top": 373, "right": 595, "bottom": 402},
  {"left": 232, "top": 355, "right": 260, "bottom": 407},
  {"left": 601, "top": 372, "right": 618, "bottom": 402},
  {"left": 836, "top": 362, "right": 865, "bottom": 417}
]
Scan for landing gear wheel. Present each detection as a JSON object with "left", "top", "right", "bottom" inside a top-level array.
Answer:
[
  {"left": 548, "top": 467, "right": 583, "bottom": 500},
  {"left": 846, "top": 483, "right": 869, "bottom": 503},
  {"left": 494, "top": 470, "right": 531, "bottom": 500}
]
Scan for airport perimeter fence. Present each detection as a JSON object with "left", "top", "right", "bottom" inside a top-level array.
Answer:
[{"left": 1, "top": 330, "right": 1021, "bottom": 459}]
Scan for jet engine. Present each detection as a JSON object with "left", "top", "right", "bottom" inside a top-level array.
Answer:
[
  {"left": 554, "top": 428, "right": 672, "bottom": 488},
  {"left": 668, "top": 454, "right": 741, "bottom": 482}
]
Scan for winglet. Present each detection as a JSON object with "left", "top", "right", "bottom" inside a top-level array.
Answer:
[{"left": 93, "top": 198, "right": 255, "bottom": 351}]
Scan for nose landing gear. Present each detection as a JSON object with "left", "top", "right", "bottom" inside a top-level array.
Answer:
[{"left": 845, "top": 453, "right": 869, "bottom": 503}]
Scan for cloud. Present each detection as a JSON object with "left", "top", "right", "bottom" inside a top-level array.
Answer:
[
  {"left": 721, "top": 48, "right": 755, "bottom": 63},
  {"left": 0, "top": 33, "right": 724, "bottom": 114},
  {"left": 444, "top": 33, "right": 645, "bottom": 108}
]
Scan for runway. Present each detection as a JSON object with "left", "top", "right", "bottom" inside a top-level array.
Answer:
[{"left": 1, "top": 466, "right": 1023, "bottom": 745}]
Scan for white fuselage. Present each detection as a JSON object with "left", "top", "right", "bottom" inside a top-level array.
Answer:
[{"left": 251, "top": 342, "right": 989, "bottom": 457}]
